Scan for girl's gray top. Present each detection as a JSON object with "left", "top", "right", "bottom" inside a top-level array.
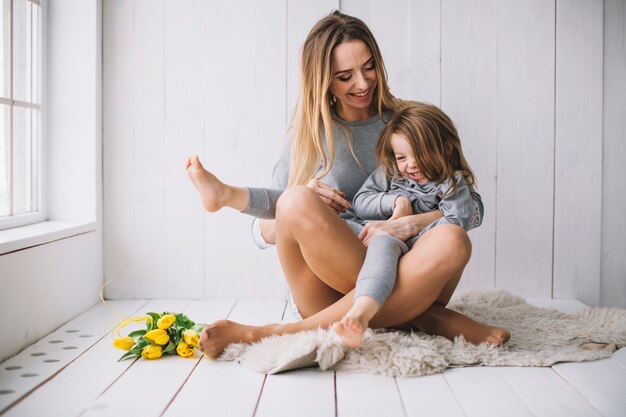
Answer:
[
  {"left": 243, "top": 112, "right": 483, "bottom": 244},
  {"left": 353, "top": 167, "right": 483, "bottom": 238}
]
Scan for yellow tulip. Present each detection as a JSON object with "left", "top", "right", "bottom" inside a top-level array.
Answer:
[
  {"left": 176, "top": 342, "right": 195, "bottom": 358},
  {"left": 145, "top": 329, "right": 170, "bottom": 345},
  {"left": 142, "top": 344, "right": 163, "bottom": 360},
  {"left": 182, "top": 329, "right": 200, "bottom": 348},
  {"left": 113, "top": 336, "right": 135, "bottom": 351},
  {"left": 157, "top": 314, "right": 176, "bottom": 330}
]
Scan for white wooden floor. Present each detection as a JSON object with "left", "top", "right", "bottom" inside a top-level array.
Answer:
[{"left": 1, "top": 298, "right": 625, "bottom": 417}]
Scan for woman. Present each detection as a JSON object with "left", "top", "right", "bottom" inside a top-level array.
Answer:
[{"left": 186, "top": 11, "right": 510, "bottom": 358}]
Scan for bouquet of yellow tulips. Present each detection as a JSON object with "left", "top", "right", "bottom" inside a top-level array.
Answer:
[{"left": 112, "top": 312, "right": 204, "bottom": 361}]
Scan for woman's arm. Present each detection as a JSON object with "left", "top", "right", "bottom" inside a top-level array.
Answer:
[{"left": 358, "top": 210, "right": 443, "bottom": 246}]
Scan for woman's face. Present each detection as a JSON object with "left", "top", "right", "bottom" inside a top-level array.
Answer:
[{"left": 329, "top": 40, "right": 378, "bottom": 122}]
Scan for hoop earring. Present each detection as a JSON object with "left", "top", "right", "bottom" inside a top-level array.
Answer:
[{"left": 329, "top": 91, "right": 337, "bottom": 105}]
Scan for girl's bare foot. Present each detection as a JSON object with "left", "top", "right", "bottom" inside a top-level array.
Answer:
[
  {"left": 332, "top": 296, "right": 379, "bottom": 349},
  {"left": 198, "top": 320, "right": 280, "bottom": 358},
  {"left": 332, "top": 315, "right": 367, "bottom": 348},
  {"left": 185, "top": 155, "right": 229, "bottom": 212}
]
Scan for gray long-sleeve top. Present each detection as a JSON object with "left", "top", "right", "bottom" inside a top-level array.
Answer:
[
  {"left": 353, "top": 167, "right": 483, "bottom": 235},
  {"left": 244, "top": 111, "right": 483, "bottom": 242}
]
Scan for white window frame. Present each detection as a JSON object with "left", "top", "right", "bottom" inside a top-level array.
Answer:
[{"left": 0, "top": 0, "right": 45, "bottom": 231}]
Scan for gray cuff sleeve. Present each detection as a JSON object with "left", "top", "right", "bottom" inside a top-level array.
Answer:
[
  {"left": 243, "top": 187, "right": 283, "bottom": 219},
  {"left": 251, "top": 218, "right": 273, "bottom": 249},
  {"left": 380, "top": 194, "right": 398, "bottom": 217}
]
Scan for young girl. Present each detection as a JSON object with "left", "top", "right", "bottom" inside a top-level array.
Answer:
[{"left": 332, "top": 101, "right": 483, "bottom": 348}]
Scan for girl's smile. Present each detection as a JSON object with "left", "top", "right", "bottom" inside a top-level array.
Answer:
[{"left": 390, "top": 133, "right": 427, "bottom": 183}]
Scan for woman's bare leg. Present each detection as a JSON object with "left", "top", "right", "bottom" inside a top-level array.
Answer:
[{"left": 196, "top": 186, "right": 509, "bottom": 357}]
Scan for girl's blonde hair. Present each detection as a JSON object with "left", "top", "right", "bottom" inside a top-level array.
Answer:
[
  {"left": 377, "top": 102, "right": 477, "bottom": 195},
  {"left": 288, "top": 11, "right": 400, "bottom": 186}
]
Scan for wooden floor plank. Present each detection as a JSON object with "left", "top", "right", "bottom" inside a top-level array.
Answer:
[
  {"left": 227, "top": 299, "right": 287, "bottom": 326},
  {"left": 256, "top": 368, "right": 335, "bottom": 417},
  {"left": 495, "top": 367, "right": 602, "bottom": 417},
  {"left": 4, "top": 297, "right": 625, "bottom": 417},
  {"left": 162, "top": 299, "right": 285, "bottom": 417},
  {"left": 77, "top": 299, "right": 193, "bottom": 417},
  {"left": 336, "top": 372, "right": 406, "bottom": 417},
  {"left": 396, "top": 372, "right": 464, "bottom": 417},
  {"left": 0, "top": 299, "right": 147, "bottom": 415},
  {"left": 553, "top": 356, "right": 626, "bottom": 417},
  {"left": 443, "top": 367, "right": 534, "bottom": 417},
  {"left": 611, "top": 347, "right": 626, "bottom": 368}
]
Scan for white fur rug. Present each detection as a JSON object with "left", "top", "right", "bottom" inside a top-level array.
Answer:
[{"left": 218, "top": 290, "right": 626, "bottom": 377}]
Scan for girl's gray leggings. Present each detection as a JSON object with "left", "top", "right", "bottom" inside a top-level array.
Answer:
[{"left": 353, "top": 235, "right": 408, "bottom": 307}]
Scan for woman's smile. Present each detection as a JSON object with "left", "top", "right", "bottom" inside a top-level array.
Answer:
[{"left": 330, "top": 40, "right": 378, "bottom": 121}]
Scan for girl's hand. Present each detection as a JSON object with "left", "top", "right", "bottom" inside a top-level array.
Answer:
[
  {"left": 390, "top": 196, "right": 412, "bottom": 220},
  {"left": 306, "top": 179, "right": 352, "bottom": 214}
]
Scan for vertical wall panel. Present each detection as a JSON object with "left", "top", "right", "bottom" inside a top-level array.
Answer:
[
  {"left": 203, "top": 0, "right": 286, "bottom": 299},
  {"left": 101, "top": 1, "right": 626, "bottom": 306},
  {"left": 132, "top": 0, "right": 166, "bottom": 298},
  {"left": 601, "top": 0, "right": 626, "bottom": 308},
  {"left": 442, "top": 0, "right": 497, "bottom": 291},
  {"left": 496, "top": 0, "right": 555, "bottom": 297},
  {"left": 408, "top": 0, "right": 440, "bottom": 105},
  {"left": 164, "top": 0, "right": 206, "bottom": 299},
  {"left": 103, "top": 0, "right": 136, "bottom": 298},
  {"left": 553, "top": 0, "right": 603, "bottom": 303}
]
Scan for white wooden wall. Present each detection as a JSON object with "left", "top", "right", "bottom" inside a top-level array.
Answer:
[{"left": 103, "top": 0, "right": 626, "bottom": 308}]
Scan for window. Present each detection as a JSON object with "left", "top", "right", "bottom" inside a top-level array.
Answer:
[{"left": 0, "top": 0, "right": 42, "bottom": 230}]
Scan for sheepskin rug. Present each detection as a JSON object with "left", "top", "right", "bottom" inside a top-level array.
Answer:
[{"left": 218, "top": 289, "right": 626, "bottom": 377}]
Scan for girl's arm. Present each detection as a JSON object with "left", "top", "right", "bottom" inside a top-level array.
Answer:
[
  {"left": 358, "top": 174, "right": 483, "bottom": 245},
  {"left": 420, "top": 173, "right": 482, "bottom": 235},
  {"left": 353, "top": 167, "right": 402, "bottom": 220}
]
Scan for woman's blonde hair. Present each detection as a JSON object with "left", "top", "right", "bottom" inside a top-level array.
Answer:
[
  {"left": 377, "top": 102, "right": 477, "bottom": 195},
  {"left": 288, "top": 11, "right": 400, "bottom": 186}
]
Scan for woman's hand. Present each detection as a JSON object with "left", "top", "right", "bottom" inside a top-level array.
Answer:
[
  {"left": 358, "top": 210, "right": 444, "bottom": 246},
  {"left": 306, "top": 179, "right": 352, "bottom": 214},
  {"left": 359, "top": 218, "right": 413, "bottom": 246}
]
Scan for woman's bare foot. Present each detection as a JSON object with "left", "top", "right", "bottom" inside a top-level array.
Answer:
[
  {"left": 198, "top": 320, "right": 280, "bottom": 358},
  {"left": 450, "top": 322, "right": 510, "bottom": 346},
  {"left": 411, "top": 304, "right": 511, "bottom": 347},
  {"left": 186, "top": 155, "right": 229, "bottom": 212},
  {"left": 332, "top": 315, "right": 367, "bottom": 348},
  {"left": 482, "top": 327, "right": 511, "bottom": 346}
]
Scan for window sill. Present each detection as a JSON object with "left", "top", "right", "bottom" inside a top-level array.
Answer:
[{"left": 0, "top": 221, "right": 97, "bottom": 255}]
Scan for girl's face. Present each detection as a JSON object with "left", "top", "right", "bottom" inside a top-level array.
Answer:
[
  {"left": 390, "top": 134, "right": 427, "bottom": 183},
  {"left": 329, "top": 40, "right": 378, "bottom": 122}
]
